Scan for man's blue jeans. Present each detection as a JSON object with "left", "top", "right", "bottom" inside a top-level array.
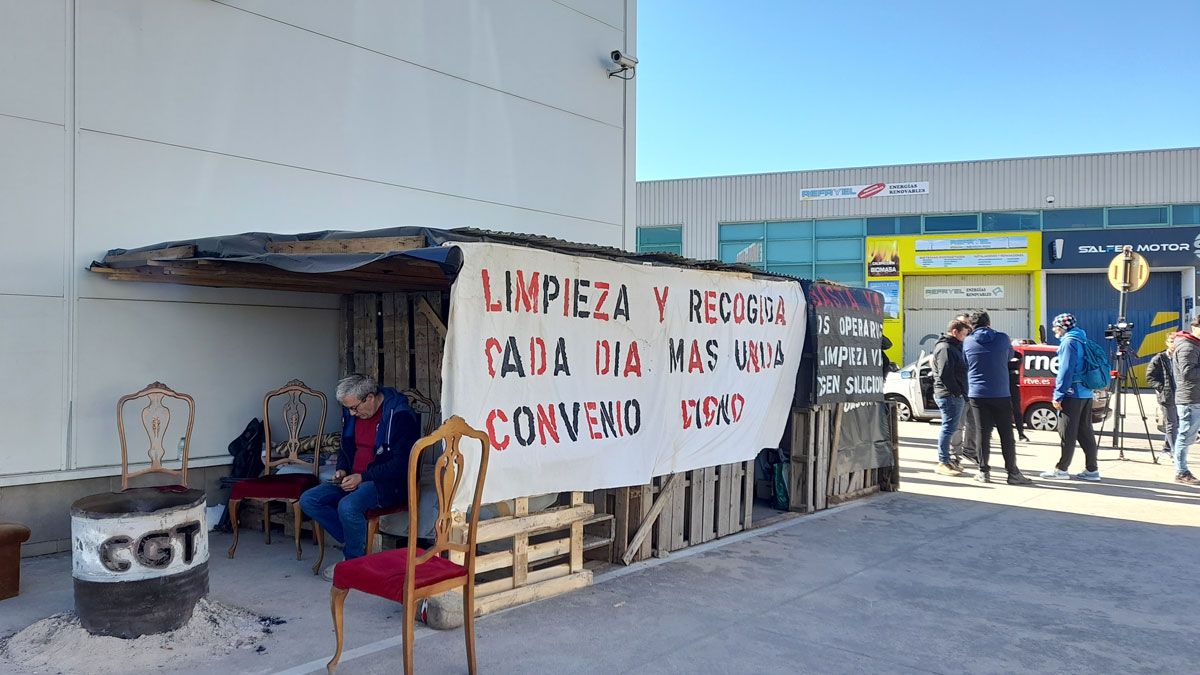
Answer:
[
  {"left": 1173, "top": 403, "right": 1200, "bottom": 475},
  {"left": 935, "top": 396, "right": 966, "bottom": 465},
  {"left": 299, "top": 481, "right": 383, "bottom": 560}
]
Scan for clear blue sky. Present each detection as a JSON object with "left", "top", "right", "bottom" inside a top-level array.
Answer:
[{"left": 635, "top": 0, "right": 1200, "bottom": 180}]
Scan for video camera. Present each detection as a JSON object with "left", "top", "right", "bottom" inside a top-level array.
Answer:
[{"left": 1104, "top": 321, "right": 1134, "bottom": 345}]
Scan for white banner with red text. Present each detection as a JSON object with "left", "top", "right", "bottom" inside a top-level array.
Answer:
[{"left": 441, "top": 242, "right": 806, "bottom": 510}]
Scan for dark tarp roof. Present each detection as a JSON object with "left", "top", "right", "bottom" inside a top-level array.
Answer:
[{"left": 90, "top": 226, "right": 802, "bottom": 294}]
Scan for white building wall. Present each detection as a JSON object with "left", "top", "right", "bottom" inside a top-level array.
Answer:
[{"left": 1, "top": 0, "right": 635, "bottom": 487}]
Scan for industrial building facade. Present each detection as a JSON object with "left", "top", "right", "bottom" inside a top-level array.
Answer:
[
  {"left": 636, "top": 148, "right": 1200, "bottom": 374},
  {"left": 1, "top": 0, "right": 636, "bottom": 555}
]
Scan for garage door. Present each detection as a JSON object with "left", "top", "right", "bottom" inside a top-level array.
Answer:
[
  {"left": 903, "top": 274, "right": 1030, "bottom": 365},
  {"left": 1046, "top": 271, "right": 1182, "bottom": 385}
]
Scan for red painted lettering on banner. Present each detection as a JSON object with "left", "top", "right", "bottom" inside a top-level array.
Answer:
[
  {"left": 486, "top": 409, "right": 510, "bottom": 450},
  {"left": 584, "top": 402, "right": 602, "bottom": 440},
  {"left": 481, "top": 269, "right": 502, "bottom": 312},
  {"left": 654, "top": 286, "right": 670, "bottom": 323},
  {"left": 515, "top": 270, "right": 540, "bottom": 313},
  {"left": 484, "top": 337, "right": 502, "bottom": 377},
  {"left": 535, "top": 404, "right": 560, "bottom": 445},
  {"left": 593, "top": 281, "right": 610, "bottom": 321}
]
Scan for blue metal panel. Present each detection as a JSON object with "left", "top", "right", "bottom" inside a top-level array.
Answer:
[{"left": 1045, "top": 272, "right": 1183, "bottom": 382}]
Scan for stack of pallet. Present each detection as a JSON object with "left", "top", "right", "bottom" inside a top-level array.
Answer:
[{"left": 588, "top": 460, "right": 755, "bottom": 564}]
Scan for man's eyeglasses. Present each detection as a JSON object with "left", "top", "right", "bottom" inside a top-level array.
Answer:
[{"left": 346, "top": 394, "right": 374, "bottom": 414}]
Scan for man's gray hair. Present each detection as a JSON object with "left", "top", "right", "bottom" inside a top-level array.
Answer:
[{"left": 336, "top": 374, "right": 378, "bottom": 402}]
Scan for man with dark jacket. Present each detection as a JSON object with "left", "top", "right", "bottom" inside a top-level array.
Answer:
[
  {"left": 950, "top": 312, "right": 980, "bottom": 464},
  {"left": 963, "top": 310, "right": 1032, "bottom": 485},
  {"left": 932, "top": 319, "right": 971, "bottom": 476},
  {"left": 300, "top": 374, "right": 421, "bottom": 577},
  {"left": 1146, "top": 333, "right": 1177, "bottom": 459},
  {"left": 1170, "top": 317, "right": 1200, "bottom": 485}
]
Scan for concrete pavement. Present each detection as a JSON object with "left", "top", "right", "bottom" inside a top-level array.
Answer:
[{"left": 3, "top": 404, "right": 1196, "bottom": 674}]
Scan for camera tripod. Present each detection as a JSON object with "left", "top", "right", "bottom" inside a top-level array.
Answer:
[{"left": 1096, "top": 333, "right": 1159, "bottom": 464}]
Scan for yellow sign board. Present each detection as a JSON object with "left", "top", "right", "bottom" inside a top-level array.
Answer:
[{"left": 1106, "top": 249, "right": 1150, "bottom": 292}]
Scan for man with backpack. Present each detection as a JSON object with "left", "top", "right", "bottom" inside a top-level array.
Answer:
[
  {"left": 1040, "top": 313, "right": 1101, "bottom": 481},
  {"left": 963, "top": 310, "right": 1032, "bottom": 485},
  {"left": 1169, "top": 316, "right": 1200, "bottom": 485}
]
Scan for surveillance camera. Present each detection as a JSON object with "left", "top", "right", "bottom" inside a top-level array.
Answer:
[
  {"left": 610, "top": 50, "right": 638, "bottom": 69},
  {"left": 1045, "top": 195, "right": 1056, "bottom": 204}
]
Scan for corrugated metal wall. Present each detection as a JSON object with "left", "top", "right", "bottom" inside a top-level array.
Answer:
[
  {"left": 902, "top": 274, "right": 1031, "bottom": 363},
  {"left": 637, "top": 148, "right": 1200, "bottom": 260}
]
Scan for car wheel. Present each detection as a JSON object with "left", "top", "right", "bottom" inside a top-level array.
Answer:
[
  {"left": 1026, "top": 403, "right": 1059, "bottom": 432},
  {"left": 888, "top": 396, "right": 913, "bottom": 422}
]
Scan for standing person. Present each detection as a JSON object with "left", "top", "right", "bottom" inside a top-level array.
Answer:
[
  {"left": 1146, "top": 333, "right": 1177, "bottom": 460},
  {"left": 951, "top": 312, "right": 980, "bottom": 465},
  {"left": 963, "top": 310, "right": 1032, "bottom": 485},
  {"left": 1039, "top": 314, "right": 1100, "bottom": 480},
  {"left": 1009, "top": 343, "right": 1031, "bottom": 442},
  {"left": 1170, "top": 317, "right": 1200, "bottom": 485},
  {"left": 300, "top": 374, "right": 421, "bottom": 579},
  {"left": 932, "top": 319, "right": 972, "bottom": 476}
]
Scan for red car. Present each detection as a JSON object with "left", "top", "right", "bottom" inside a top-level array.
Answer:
[{"left": 885, "top": 341, "right": 1110, "bottom": 431}]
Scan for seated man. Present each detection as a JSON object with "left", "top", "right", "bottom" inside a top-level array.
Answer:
[{"left": 300, "top": 374, "right": 420, "bottom": 579}]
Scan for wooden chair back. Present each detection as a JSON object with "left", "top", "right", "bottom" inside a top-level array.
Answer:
[
  {"left": 405, "top": 416, "right": 489, "bottom": 572},
  {"left": 263, "top": 379, "right": 327, "bottom": 476},
  {"left": 117, "top": 382, "right": 195, "bottom": 490},
  {"left": 401, "top": 388, "right": 441, "bottom": 483}
]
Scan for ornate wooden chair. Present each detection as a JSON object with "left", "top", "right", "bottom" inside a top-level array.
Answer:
[
  {"left": 117, "top": 382, "right": 196, "bottom": 490},
  {"left": 228, "top": 379, "right": 327, "bottom": 560},
  {"left": 327, "top": 415, "right": 489, "bottom": 675}
]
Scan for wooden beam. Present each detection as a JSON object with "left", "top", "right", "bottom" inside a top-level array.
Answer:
[
  {"left": 473, "top": 504, "right": 593, "bottom": 543},
  {"left": 474, "top": 562, "right": 571, "bottom": 598},
  {"left": 102, "top": 245, "right": 197, "bottom": 265},
  {"left": 470, "top": 570, "right": 592, "bottom": 617},
  {"left": 826, "top": 406, "right": 845, "bottom": 497},
  {"left": 474, "top": 538, "right": 571, "bottom": 575},
  {"left": 266, "top": 236, "right": 425, "bottom": 255},
  {"left": 416, "top": 296, "right": 448, "bottom": 338},
  {"left": 90, "top": 262, "right": 449, "bottom": 294},
  {"left": 621, "top": 472, "right": 683, "bottom": 566}
]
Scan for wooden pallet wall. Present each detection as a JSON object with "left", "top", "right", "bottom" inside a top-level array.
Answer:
[
  {"left": 785, "top": 402, "right": 901, "bottom": 513},
  {"left": 588, "top": 460, "right": 754, "bottom": 565},
  {"left": 340, "top": 292, "right": 448, "bottom": 396}
]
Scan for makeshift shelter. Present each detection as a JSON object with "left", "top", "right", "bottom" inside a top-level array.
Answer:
[{"left": 90, "top": 226, "right": 897, "bottom": 610}]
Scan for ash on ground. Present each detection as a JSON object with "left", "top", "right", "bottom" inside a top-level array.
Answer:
[{"left": 1, "top": 598, "right": 281, "bottom": 674}]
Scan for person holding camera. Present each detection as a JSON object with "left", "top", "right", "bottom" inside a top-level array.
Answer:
[
  {"left": 300, "top": 374, "right": 421, "bottom": 579},
  {"left": 1040, "top": 314, "right": 1100, "bottom": 481},
  {"left": 1146, "top": 333, "right": 1177, "bottom": 460},
  {"left": 1170, "top": 317, "right": 1200, "bottom": 485}
]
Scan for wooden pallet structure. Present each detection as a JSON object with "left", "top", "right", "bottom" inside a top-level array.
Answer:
[
  {"left": 588, "top": 460, "right": 754, "bottom": 565},
  {"left": 440, "top": 492, "right": 606, "bottom": 617},
  {"left": 785, "top": 402, "right": 900, "bottom": 513}
]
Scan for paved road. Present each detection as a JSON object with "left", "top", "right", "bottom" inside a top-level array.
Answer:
[
  {"left": 306, "top": 419, "right": 1198, "bottom": 674},
  {"left": 6, "top": 411, "right": 1194, "bottom": 674}
]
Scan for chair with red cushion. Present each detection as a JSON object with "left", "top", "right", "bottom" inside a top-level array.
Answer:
[
  {"left": 327, "top": 415, "right": 490, "bottom": 675},
  {"left": 228, "top": 380, "right": 327, "bottom": 561}
]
